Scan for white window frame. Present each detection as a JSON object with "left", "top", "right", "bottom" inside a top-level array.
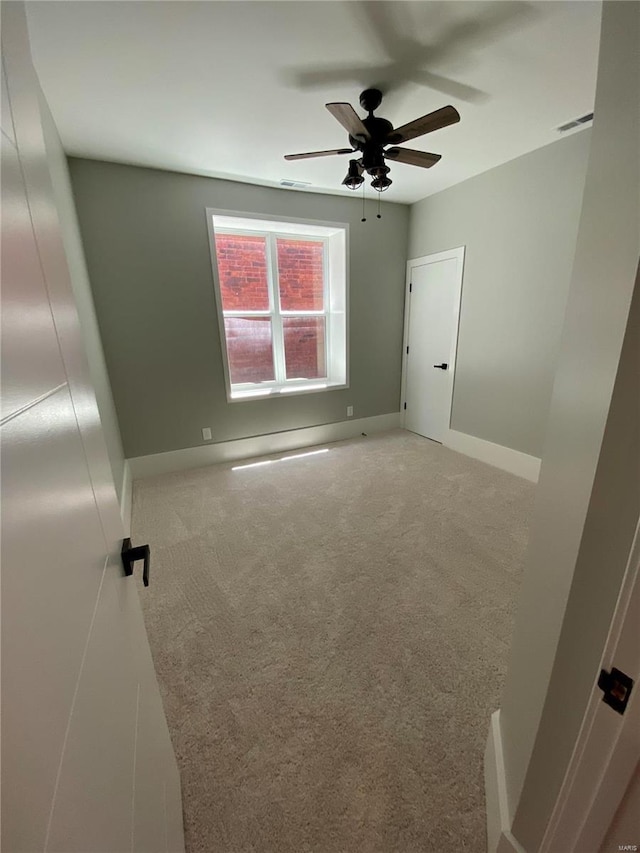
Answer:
[{"left": 206, "top": 209, "right": 349, "bottom": 402}]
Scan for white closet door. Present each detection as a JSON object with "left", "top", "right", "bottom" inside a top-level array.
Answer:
[{"left": 404, "top": 248, "right": 464, "bottom": 443}]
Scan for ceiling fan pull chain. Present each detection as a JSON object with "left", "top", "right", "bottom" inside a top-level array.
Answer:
[
  {"left": 361, "top": 182, "right": 366, "bottom": 222},
  {"left": 377, "top": 192, "right": 382, "bottom": 220}
]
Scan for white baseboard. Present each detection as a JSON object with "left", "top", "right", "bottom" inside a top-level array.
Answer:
[
  {"left": 445, "top": 429, "right": 541, "bottom": 483},
  {"left": 128, "top": 412, "right": 401, "bottom": 479},
  {"left": 485, "top": 711, "right": 528, "bottom": 853},
  {"left": 120, "top": 459, "right": 132, "bottom": 534},
  {"left": 485, "top": 711, "right": 506, "bottom": 853}
]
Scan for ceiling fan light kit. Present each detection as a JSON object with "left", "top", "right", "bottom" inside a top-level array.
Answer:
[
  {"left": 284, "top": 88, "right": 460, "bottom": 210},
  {"left": 342, "top": 159, "right": 364, "bottom": 190},
  {"left": 371, "top": 174, "right": 392, "bottom": 192}
]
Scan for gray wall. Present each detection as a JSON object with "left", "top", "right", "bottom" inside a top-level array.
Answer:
[
  {"left": 409, "top": 131, "right": 591, "bottom": 458},
  {"left": 69, "top": 159, "right": 410, "bottom": 459},
  {"left": 39, "top": 99, "right": 126, "bottom": 502},
  {"left": 497, "top": 1, "right": 640, "bottom": 848}
]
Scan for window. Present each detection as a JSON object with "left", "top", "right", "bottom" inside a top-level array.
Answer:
[{"left": 208, "top": 212, "right": 348, "bottom": 400}]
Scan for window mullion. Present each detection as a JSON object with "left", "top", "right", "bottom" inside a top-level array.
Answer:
[
  {"left": 268, "top": 235, "right": 286, "bottom": 383},
  {"left": 223, "top": 310, "right": 271, "bottom": 317},
  {"left": 322, "top": 239, "right": 331, "bottom": 383}
]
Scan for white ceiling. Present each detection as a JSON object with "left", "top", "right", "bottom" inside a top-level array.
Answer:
[{"left": 26, "top": 1, "right": 602, "bottom": 205}]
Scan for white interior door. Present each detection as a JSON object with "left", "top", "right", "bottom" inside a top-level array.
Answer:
[
  {"left": 402, "top": 248, "right": 464, "bottom": 443},
  {"left": 1, "top": 5, "right": 184, "bottom": 851}
]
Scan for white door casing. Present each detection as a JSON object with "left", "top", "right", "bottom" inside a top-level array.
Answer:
[
  {"left": 0, "top": 4, "right": 185, "bottom": 851},
  {"left": 539, "top": 516, "right": 640, "bottom": 853},
  {"left": 401, "top": 248, "right": 465, "bottom": 443},
  {"left": 599, "top": 761, "right": 640, "bottom": 851}
]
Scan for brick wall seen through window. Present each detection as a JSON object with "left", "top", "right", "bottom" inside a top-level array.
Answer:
[{"left": 215, "top": 233, "right": 327, "bottom": 384}]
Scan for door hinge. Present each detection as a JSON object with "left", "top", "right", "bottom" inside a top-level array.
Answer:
[
  {"left": 597, "top": 666, "right": 633, "bottom": 715},
  {"left": 403, "top": 402, "right": 407, "bottom": 410},
  {"left": 406, "top": 346, "right": 409, "bottom": 354},
  {"left": 409, "top": 282, "right": 412, "bottom": 293}
]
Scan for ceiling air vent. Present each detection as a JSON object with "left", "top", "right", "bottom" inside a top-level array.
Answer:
[
  {"left": 280, "top": 179, "right": 312, "bottom": 189},
  {"left": 557, "top": 112, "right": 594, "bottom": 133}
]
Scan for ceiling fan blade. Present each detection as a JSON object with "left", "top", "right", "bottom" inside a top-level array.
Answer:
[
  {"left": 285, "top": 63, "right": 379, "bottom": 90},
  {"left": 326, "top": 103, "right": 371, "bottom": 141},
  {"left": 409, "top": 70, "right": 487, "bottom": 104},
  {"left": 283, "top": 2, "right": 537, "bottom": 100},
  {"left": 284, "top": 148, "right": 354, "bottom": 161},
  {"left": 425, "top": 2, "right": 538, "bottom": 68},
  {"left": 286, "top": 61, "right": 408, "bottom": 98},
  {"left": 388, "top": 105, "right": 460, "bottom": 145},
  {"left": 385, "top": 147, "right": 442, "bottom": 168},
  {"left": 357, "top": 0, "right": 408, "bottom": 60}
]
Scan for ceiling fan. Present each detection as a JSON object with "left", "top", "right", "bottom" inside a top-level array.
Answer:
[
  {"left": 284, "top": 1, "right": 537, "bottom": 102},
  {"left": 284, "top": 88, "right": 460, "bottom": 193}
]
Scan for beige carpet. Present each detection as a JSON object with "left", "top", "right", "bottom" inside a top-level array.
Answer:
[{"left": 133, "top": 429, "right": 535, "bottom": 853}]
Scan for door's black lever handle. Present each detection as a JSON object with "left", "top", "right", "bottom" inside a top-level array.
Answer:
[
  {"left": 121, "top": 538, "right": 150, "bottom": 587},
  {"left": 433, "top": 363, "right": 448, "bottom": 370}
]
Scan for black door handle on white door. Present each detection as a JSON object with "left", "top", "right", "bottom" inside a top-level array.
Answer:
[
  {"left": 433, "top": 363, "right": 448, "bottom": 370},
  {"left": 121, "top": 538, "right": 151, "bottom": 587}
]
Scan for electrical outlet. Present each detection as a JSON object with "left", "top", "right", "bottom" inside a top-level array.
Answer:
[
  {"left": 347, "top": 406, "right": 354, "bottom": 417},
  {"left": 202, "top": 427, "right": 212, "bottom": 441}
]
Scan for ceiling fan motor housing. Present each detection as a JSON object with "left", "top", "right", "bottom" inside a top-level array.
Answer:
[
  {"left": 349, "top": 115, "right": 394, "bottom": 154},
  {"left": 348, "top": 114, "right": 394, "bottom": 175}
]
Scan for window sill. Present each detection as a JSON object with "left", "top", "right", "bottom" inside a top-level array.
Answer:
[{"left": 229, "top": 381, "right": 347, "bottom": 402}]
